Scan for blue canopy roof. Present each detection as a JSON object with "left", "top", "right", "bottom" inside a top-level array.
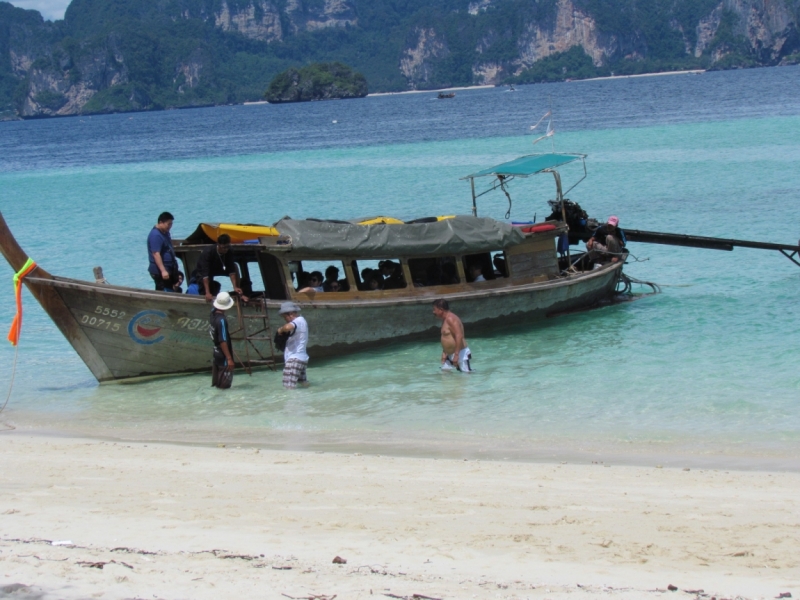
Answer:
[{"left": 463, "top": 153, "right": 585, "bottom": 179}]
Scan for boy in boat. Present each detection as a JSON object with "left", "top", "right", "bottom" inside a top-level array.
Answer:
[
  {"left": 432, "top": 298, "right": 473, "bottom": 372},
  {"left": 209, "top": 291, "right": 235, "bottom": 389},
  {"left": 147, "top": 211, "right": 180, "bottom": 292},
  {"left": 277, "top": 302, "right": 310, "bottom": 389}
]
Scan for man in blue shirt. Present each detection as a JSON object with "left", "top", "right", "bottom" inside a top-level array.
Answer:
[{"left": 147, "top": 212, "right": 179, "bottom": 291}]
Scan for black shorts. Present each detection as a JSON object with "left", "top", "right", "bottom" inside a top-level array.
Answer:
[{"left": 211, "top": 347, "right": 233, "bottom": 389}]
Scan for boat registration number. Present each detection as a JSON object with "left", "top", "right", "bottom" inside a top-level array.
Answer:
[
  {"left": 81, "top": 315, "right": 121, "bottom": 331},
  {"left": 94, "top": 306, "right": 127, "bottom": 319},
  {"left": 79, "top": 305, "right": 128, "bottom": 332}
]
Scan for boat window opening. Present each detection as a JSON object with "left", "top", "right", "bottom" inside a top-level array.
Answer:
[
  {"left": 177, "top": 249, "right": 203, "bottom": 282},
  {"left": 463, "top": 252, "right": 496, "bottom": 282},
  {"left": 237, "top": 261, "right": 266, "bottom": 298},
  {"left": 293, "top": 260, "right": 349, "bottom": 292},
  {"left": 351, "top": 259, "right": 406, "bottom": 290},
  {"left": 491, "top": 251, "right": 508, "bottom": 278},
  {"left": 258, "top": 254, "right": 289, "bottom": 300},
  {"left": 407, "top": 257, "right": 460, "bottom": 286}
]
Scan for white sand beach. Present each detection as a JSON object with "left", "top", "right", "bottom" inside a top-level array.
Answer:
[
  {"left": 368, "top": 85, "right": 495, "bottom": 97},
  {"left": 1, "top": 434, "right": 798, "bottom": 599}
]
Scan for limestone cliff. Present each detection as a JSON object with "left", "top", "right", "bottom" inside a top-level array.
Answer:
[
  {"left": 2, "top": 0, "right": 800, "bottom": 118},
  {"left": 213, "top": 0, "right": 283, "bottom": 43},
  {"left": 400, "top": 28, "right": 450, "bottom": 87}
]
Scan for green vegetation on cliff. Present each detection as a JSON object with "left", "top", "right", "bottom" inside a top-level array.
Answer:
[
  {"left": 265, "top": 62, "right": 367, "bottom": 103},
  {"left": 1, "top": 0, "right": 798, "bottom": 118}
]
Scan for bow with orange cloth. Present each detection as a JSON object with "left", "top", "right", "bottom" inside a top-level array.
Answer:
[{"left": 7, "top": 258, "right": 37, "bottom": 346}]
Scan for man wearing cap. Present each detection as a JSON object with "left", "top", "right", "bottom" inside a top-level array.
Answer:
[
  {"left": 277, "top": 302, "right": 309, "bottom": 389},
  {"left": 586, "top": 215, "right": 626, "bottom": 264},
  {"left": 209, "top": 291, "right": 235, "bottom": 389}
]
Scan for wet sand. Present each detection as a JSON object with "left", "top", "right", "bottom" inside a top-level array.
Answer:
[{"left": 0, "top": 434, "right": 798, "bottom": 599}]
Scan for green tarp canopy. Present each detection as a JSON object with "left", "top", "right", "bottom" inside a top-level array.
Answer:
[
  {"left": 464, "top": 153, "right": 585, "bottom": 179},
  {"left": 273, "top": 215, "right": 526, "bottom": 258}
]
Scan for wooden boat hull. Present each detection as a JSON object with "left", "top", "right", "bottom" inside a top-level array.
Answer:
[{"left": 18, "top": 264, "right": 620, "bottom": 381}]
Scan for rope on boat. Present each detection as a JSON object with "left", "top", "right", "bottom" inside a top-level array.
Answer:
[
  {"left": 0, "top": 343, "right": 19, "bottom": 430},
  {"left": 497, "top": 175, "right": 513, "bottom": 219},
  {"left": 8, "top": 258, "right": 37, "bottom": 346},
  {"left": 618, "top": 271, "right": 661, "bottom": 296},
  {"left": 1, "top": 258, "right": 36, "bottom": 430}
]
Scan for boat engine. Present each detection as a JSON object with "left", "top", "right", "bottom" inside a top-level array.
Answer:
[{"left": 545, "top": 199, "right": 596, "bottom": 245}]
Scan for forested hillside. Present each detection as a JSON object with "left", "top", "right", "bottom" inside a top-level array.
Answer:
[{"left": 2, "top": 0, "right": 799, "bottom": 118}]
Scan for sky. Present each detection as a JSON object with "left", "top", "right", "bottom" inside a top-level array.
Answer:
[{"left": 7, "top": 0, "right": 69, "bottom": 21}]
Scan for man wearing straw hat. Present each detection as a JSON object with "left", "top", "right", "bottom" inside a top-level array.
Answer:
[
  {"left": 277, "top": 302, "right": 309, "bottom": 389},
  {"left": 209, "top": 291, "right": 235, "bottom": 389}
]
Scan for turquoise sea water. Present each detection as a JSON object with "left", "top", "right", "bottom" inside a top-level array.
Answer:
[{"left": 1, "top": 68, "right": 799, "bottom": 469}]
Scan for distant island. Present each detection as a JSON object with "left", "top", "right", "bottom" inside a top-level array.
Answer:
[{"left": 264, "top": 63, "right": 368, "bottom": 103}]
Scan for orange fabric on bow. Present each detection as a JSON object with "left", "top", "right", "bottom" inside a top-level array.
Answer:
[{"left": 7, "top": 258, "right": 37, "bottom": 346}]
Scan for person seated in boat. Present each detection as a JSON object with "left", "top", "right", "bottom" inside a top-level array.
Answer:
[
  {"left": 297, "top": 271, "right": 324, "bottom": 294},
  {"left": 147, "top": 211, "right": 181, "bottom": 292},
  {"left": 493, "top": 255, "right": 508, "bottom": 277},
  {"left": 323, "top": 279, "right": 341, "bottom": 292},
  {"left": 379, "top": 260, "right": 405, "bottom": 289},
  {"left": 172, "top": 271, "right": 184, "bottom": 293},
  {"left": 586, "top": 215, "right": 626, "bottom": 264},
  {"left": 309, "top": 271, "right": 324, "bottom": 291},
  {"left": 441, "top": 262, "right": 460, "bottom": 285},
  {"left": 323, "top": 265, "right": 340, "bottom": 288},
  {"left": 186, "top": 234, "right": 248, "bottom": 302},
  {"left": 357, "top": 267, "right": 373, "bottom": 290},
  {"left": 363, "top": 273, "right": 383, "bottom": 291},
  {"left": 468, "top": 263, "right": 486, "bottom": 283}
]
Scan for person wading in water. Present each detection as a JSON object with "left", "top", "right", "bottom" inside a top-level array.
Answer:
[{"left": 432, "top": 298, "right": 473, "bottom": 372}]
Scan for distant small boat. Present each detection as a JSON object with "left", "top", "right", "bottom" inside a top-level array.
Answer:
[{"left": 437, "top": 92, "right": 455, "bottom": 99}]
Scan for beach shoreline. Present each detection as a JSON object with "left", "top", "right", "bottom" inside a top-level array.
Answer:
[
  {"left": 7, "top": 419, "right": 800, "bottom": 474},
  {"left": 1, "top": 433, "right": 797, "bottom": 599},
  {"left": 368, "top": 84, "right": 496, "bottom": 97},
  {"left": 366, "top": 71, "right": 706, "bottom": 97}
]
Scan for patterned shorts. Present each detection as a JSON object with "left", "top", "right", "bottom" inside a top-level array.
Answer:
[{"left": 282, "top": 359, "right": 308, "bottom": 389}]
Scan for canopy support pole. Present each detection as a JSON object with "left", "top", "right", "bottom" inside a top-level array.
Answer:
[
  {"left": 550, "top": 170, "right": 571, "bottom": 268},
  {"left": 470, "top": 178, "right": 477, "bottom": 217}
]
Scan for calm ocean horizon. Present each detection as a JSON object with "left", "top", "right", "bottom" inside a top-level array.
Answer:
[{"left": 1, "top": 66, "right": 799, "bottom": 470}]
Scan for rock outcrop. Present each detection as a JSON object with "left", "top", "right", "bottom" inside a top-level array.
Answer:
[{"left": 264, "top": 62, "right": 367, "bottom": 102}]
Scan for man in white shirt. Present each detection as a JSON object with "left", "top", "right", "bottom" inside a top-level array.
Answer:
[{"left": 277, "top": 302, "right": 309, "bottom": 388}]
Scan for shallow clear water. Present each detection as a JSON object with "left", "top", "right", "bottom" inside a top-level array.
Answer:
[{"left": 2, "top": 67, "right": 800, "bottom": 469}]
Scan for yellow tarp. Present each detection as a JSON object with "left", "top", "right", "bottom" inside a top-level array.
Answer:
[{"left": 201, "top": 223, "right": 280, "bottom": 243}]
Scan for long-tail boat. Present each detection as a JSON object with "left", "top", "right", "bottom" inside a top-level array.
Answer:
[{"left": 1, "top": 153, "right": 625, "bottom": 382}]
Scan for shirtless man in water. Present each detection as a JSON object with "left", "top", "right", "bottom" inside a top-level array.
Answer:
[{"left": 432, "top": 298, "right": 473, "bottom": 372}]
